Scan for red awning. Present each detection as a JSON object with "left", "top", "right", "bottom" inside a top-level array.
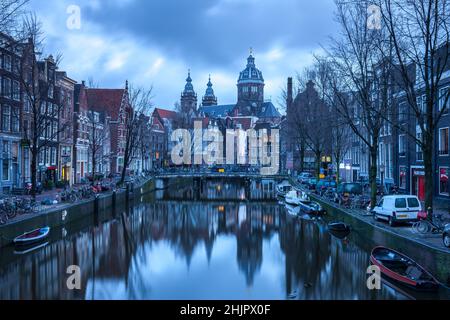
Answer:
[{"left": 47, "top": 166, "right": 57, "bottom": 170}]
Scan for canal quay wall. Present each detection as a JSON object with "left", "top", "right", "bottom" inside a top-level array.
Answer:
[
  {"left": 0, "top": 177, "right": 190, "bottom": 248},
  {"left": 306, "top": 191, "right": 450, "bottom": 285}
]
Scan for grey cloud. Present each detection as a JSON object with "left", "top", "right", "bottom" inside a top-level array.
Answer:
[{"left": 82, "top": 0, "right": 337, "bottom": 68}]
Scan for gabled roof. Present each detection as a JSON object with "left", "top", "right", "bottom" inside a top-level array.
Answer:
[
  {"left": 199, "top": 104, "right": 236, "bottom": 118},
  {"left": 85, "top": 89, "right": 126, "bottom": 119},
  {"left": 154, "top": 108, "right": 178, "bottom": 120},
  {"left": 258, "top": 102, "right": 281, "bottom": 118}
]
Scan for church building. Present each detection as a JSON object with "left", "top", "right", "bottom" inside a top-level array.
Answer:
[{"left": 180, "top": 51, "right": 281, "bottom": 124}]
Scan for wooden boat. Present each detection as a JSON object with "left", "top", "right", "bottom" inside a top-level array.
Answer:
[
  {"left": 328, "top": 222, "right": 351, "bottom": 233},
  {"left": 14, "top": 227, "right": 50, "bottom": 246},
  {"left": 370, "top": 247, "right": 439, "bottom": 291}
]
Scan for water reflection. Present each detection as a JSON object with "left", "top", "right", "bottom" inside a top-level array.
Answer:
[{"left": 0, "top": 179, "right": 445, "bottom": 300}]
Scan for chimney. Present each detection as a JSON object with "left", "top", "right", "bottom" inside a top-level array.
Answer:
[{"left": 287, "top": 77, "right": 293, "bottom": 110}]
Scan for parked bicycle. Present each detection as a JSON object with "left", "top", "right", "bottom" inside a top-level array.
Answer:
[{"left": 412, "top": 213, "right": 447, "bottom": 234}]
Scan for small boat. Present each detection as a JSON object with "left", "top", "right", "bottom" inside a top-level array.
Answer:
[
  {"left": 14, "top": 242, "right": 49, "bottom": 255},
  {"left": 328, "top": 222, "right": 351, "bottom": 233},
  {"left": 370, "top": 247, "right": 439, "bottom": 291},
  {"left": 276, "top": 181, "right": 292, "bottom": 198},
  {"left": 14, "top": 227, "right": 50, "bottom": 246},
  {"left": 285, "top": 190, "right": 302, "bottom": 205},
  {"left": 299, "top": 200, "right": 325, "bottom": 215}
]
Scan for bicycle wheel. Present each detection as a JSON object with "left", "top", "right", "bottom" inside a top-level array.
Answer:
[{"left": 414, "top": 220, "right": 431, "bottom": 233}]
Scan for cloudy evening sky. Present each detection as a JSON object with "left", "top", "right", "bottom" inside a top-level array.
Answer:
[{"left": 30, "top": 0, "right": 338, "bottom": 110}]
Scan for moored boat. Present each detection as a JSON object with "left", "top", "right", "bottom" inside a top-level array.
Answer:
[
  {"left": 328, "top": 222, "right": 351, "bottom": 233},
  {"left": 276, "top": 180, "right": 292, "bottom": 198},
  {"left": 370, "top": 247, "right": 439, "bottom": 291},
  {"left": 299, "top": 199, "right": 326, "bottom": 215},
  {"left": 14, "top": 227, "right": 50, "bottom": 246},
  {"left": 285, "top": 190, "right": 301, "bottom": 205}
]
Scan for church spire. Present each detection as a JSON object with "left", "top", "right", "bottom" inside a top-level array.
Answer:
[
  {"left": 202, "top": 74, "right": 217, "bottom": 107},
  {"left": 183, "top": 69, "right": 195, "bottom": 94}
]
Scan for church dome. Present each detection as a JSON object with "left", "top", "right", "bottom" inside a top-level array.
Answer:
[{"left": 238, "top": 52, "right": 264, "bottom": 84}]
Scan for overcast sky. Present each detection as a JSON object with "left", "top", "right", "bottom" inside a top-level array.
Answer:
[{"left": 30, "top": 0, "right": 338, "bottom": 110}]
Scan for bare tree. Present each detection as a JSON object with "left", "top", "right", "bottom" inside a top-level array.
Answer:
[
  {"left": 17, "top": 15, "right": 66, "bottom": 198},
  {"left": 87, "top": 110, "right": 110, "bottom": 184},
  {"left": 0, "top": 0, "right": 29, "bottom": 34},
  {"left": 119, "top": 85, "right": 153, "bottom": 185},
  {"left": 327, "top": 0, "right": 392, "bottom": 208},
  {"left": 377, "top": 0, "right": 450, "bottom": 217}
]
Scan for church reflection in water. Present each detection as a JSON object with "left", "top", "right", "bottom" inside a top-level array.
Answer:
[{"left": 0, "top": 179, "right": 409, "bottom": 300}]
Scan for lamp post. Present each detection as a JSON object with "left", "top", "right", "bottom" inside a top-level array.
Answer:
[{"left": 380, "top": 164, "right": 385, "bottom": 195}]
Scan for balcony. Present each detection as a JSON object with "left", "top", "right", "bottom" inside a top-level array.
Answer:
[{"left": 439, "top": 150, "right": 449, "bottom": 156}]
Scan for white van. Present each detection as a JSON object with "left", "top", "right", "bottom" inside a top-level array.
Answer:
[{"left": 372, "top": 195, "right": 422, "bottom": 226}]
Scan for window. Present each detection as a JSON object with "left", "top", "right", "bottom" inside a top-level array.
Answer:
[
  {"left": 52, "top": 121, "right": 58, "bottom": 140},
  {"left": 11, "top": 107, "right": 19, "bottom": 133},
  {"left": 48, "top": 85, "right": 54, "bottom": 98},
  {"left": 3, "top": 54, "right": 12, "bottom": 71},
  {"left": 2, "top": 105, "right": 10, "bottom": 131},
  {"left": 439, "top": 167, "right": 449, "bottom": 196},
  {"left": 439, "top": 87, "right": 449, "bottom": 114},
  {"left": 399, "top": 102, "right": 407, "bottom": 122},
  {"left": 3, "top": 77, "right": 11, "bottom": 98},
  {"left": 50, "top": 147, "right": 56, "bottom": 165},
  {"left": 439, "top": 127, "right": 449, "bottom": 156},
  {"left": 395, "top": 198, "right": 407, "bottom": 209},
  {"left": 399, "top": 166, "right": 407, "bottom": 189},
  {"left": 242, "top": 87, "right": 248, "bottom": 93},
  {"left": 24, "top": 95, "right": 31, "bottom": 113},
  {"left": 407, "top": 197, "right": 420, "bottom": 208},
  {"left": 12, "top": 81, "right": 20, "bottom": 101},
  {"left": 251, "top": 86, "right": 258, "bottom": 93},
  {"left": 398, "top": 135, "right": 406, "bottom": 157}
]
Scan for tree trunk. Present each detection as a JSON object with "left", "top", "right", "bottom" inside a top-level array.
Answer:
[
  {"left": 316, "top": 152, "right": 322, "bottom": 180},
  {"left": 423, "top": 137, "right": 434, "bottom": 220},
  {"left": 335, "top": 156, "right": 340, "bottom": 186},
  {"left": 91, "top": 148, "right": 96, "bottom": 186},
  {"left": 299, "top": 143, "right": 305, "bottom": 173},
  {"left": 31, "top": 149, "right": 37, "bottom": 200},
  {"left": 369, "top": 146, "right": 378, "bottom": 210}
]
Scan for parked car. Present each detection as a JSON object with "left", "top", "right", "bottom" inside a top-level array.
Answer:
[
  {"left": 297, "top": 172, "right": 314, "bottom": 184},
  {"left": 372, "top": 195, "right": 422, "bottom": 226},
  {"left": 443, "top": 224, "right": 450, "bottom": 248}
]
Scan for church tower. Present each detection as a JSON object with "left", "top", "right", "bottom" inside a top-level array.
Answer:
[
  {"left": 236, "top": 49, "right": 265, "bottom": 116},
  {"left": 201, "top": 75, "right": 218, "bottom": 107},
  {"left": 181, "top": 70, "right": 198, "bottom": 115}
]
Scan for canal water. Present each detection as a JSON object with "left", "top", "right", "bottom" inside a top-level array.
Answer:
[{"left": 0, "top": 178, "right": 448, "bottom": 300}]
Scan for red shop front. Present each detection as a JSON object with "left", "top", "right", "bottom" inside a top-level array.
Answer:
[{"left": 411, "top": 167, "right": 425, "bottom": 201}]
